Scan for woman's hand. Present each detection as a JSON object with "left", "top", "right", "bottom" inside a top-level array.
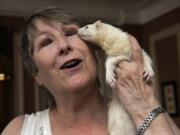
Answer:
[
  {"left": 115, "top": 35, "right": 159, "bottom": 115},
  {"left": 114, "top": 35, "right": 179, "bottom": 135}
]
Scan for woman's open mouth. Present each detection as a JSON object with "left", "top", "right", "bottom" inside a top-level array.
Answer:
[{"left": 60, "top": 59, "right": 82, "bottom": 69}]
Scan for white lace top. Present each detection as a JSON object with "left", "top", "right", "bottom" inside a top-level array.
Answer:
[{"left": 21, "top": 109, "right": 52, "bottom": 135}]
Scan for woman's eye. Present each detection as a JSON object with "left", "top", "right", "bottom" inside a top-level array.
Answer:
[
  {"left": 65, "top": 29, "right": 77, "bottom": 36},
  {"left": 39, "top": 38, "right": 53, "bottom": 48}
]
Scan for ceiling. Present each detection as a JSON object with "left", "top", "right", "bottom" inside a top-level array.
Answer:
[{"left": 0, "top": 0, "right": 180, "bottom": 24}]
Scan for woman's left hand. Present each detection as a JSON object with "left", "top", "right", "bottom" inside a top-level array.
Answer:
[{"left": 114, "top": 35, "right": 160, "bottom": 125}]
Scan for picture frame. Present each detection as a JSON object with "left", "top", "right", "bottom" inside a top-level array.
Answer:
[{"left": 162, "top": 82, "right": 178, "bottom": 116}]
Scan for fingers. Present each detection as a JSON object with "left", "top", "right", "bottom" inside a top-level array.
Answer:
[{"left": 128, "top": 35, "right": 143, "bottom": 63}]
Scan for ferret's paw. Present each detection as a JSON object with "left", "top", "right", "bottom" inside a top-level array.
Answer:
[
  {"left": 142, "top": 50, "right": 155, "bottom": 82},
  {"left": 106, "top": 71, "right": 116, "bottom": 87},
  {"left": 143, "top": 66, "right": 154, "bottom": 82}
]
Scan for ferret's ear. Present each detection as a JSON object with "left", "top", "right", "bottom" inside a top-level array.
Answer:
[
  {"left": 95, "top": 20, "right": 102, "bottom": 29},
  {"left": 96, "top": 20, "right": 102, "bottom": 23}
]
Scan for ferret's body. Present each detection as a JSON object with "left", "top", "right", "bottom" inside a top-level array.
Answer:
[
  {"left": 78, "top": 21, "right": 154, "bottom": 135},
  {"left": 92, "top": 23, "right": 131, "bottom": 57}
]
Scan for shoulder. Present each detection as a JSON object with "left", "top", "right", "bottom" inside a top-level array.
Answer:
[
  {"left": 1, "top": 115, "right": 25, "bottom": 135},
  {"left": 1, "top": 109, "right": 50, "bottom": 135}
]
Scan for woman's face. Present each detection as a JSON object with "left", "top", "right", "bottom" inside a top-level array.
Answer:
[{"left": 32, "top": 19, "right": 98, "bottom": 94}]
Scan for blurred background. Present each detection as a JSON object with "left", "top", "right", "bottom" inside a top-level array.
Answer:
[{"left": 0, "top": 0, "right": 180, "bottom": 132}]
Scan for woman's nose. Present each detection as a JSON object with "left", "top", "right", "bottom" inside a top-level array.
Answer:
[{"left": 58, "top": 38, "right": 72, "bottom": 55}]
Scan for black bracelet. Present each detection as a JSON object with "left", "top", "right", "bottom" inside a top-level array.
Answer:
[{"left": 137, "top": 107, "right": 165, "bottom": 135}]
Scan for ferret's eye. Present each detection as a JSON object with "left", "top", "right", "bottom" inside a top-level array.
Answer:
[{"left": 85, "top": 26, "right": 88, "bottom": 29}]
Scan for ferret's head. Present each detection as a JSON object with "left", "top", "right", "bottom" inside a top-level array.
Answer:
[{"left": 78, "top": 20, "right": 102, "bottom": 43}]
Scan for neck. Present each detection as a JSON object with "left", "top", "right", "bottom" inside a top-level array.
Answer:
[{"left": 52, "top": 85, "right": 108, "bottom": 126}]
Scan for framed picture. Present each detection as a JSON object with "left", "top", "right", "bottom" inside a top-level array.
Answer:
[{"left": 162, "top": 82, "right": 178, "bottom": 116}]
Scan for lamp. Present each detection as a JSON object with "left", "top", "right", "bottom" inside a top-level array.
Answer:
[
  {"left": 0, "top": 25, "right": 12, "bottom": 81},
  {"left": 0, "top": 54, "right": 11, "bottom": 81}
]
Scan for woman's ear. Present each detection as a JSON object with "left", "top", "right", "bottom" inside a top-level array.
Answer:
[{"left": 34, "top": 74, "right": 42, "bottom": 85}]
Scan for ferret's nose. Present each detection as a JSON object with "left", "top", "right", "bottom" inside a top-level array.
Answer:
[{"left": 77, "top": 29, "right": 82, "bottom": 35}]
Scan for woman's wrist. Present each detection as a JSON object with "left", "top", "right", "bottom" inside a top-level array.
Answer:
[
  {"left": 137, "top": 107, "right": 165, "bottom": 135},
  {"left": 126, "top": 92, "right": 161, "bottom": 128},
  {"left": 127, "top": 97, "right": 174, "bottom": 135},
  {"left": 130, "top": 103, "right": 160, "bottom": 128}
]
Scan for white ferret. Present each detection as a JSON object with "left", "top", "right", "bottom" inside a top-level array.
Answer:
[{"left": 78, "top": 20, "right": 154, "bottom": 135}]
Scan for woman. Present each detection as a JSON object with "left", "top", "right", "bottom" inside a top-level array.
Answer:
[{"left": 2, "top": 7, "right": 180, "bottom": 135}]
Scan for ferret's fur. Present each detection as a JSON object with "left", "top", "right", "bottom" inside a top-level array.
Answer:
[{"left": 78, "top": 20, "right": 154, "bottom": 135}]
